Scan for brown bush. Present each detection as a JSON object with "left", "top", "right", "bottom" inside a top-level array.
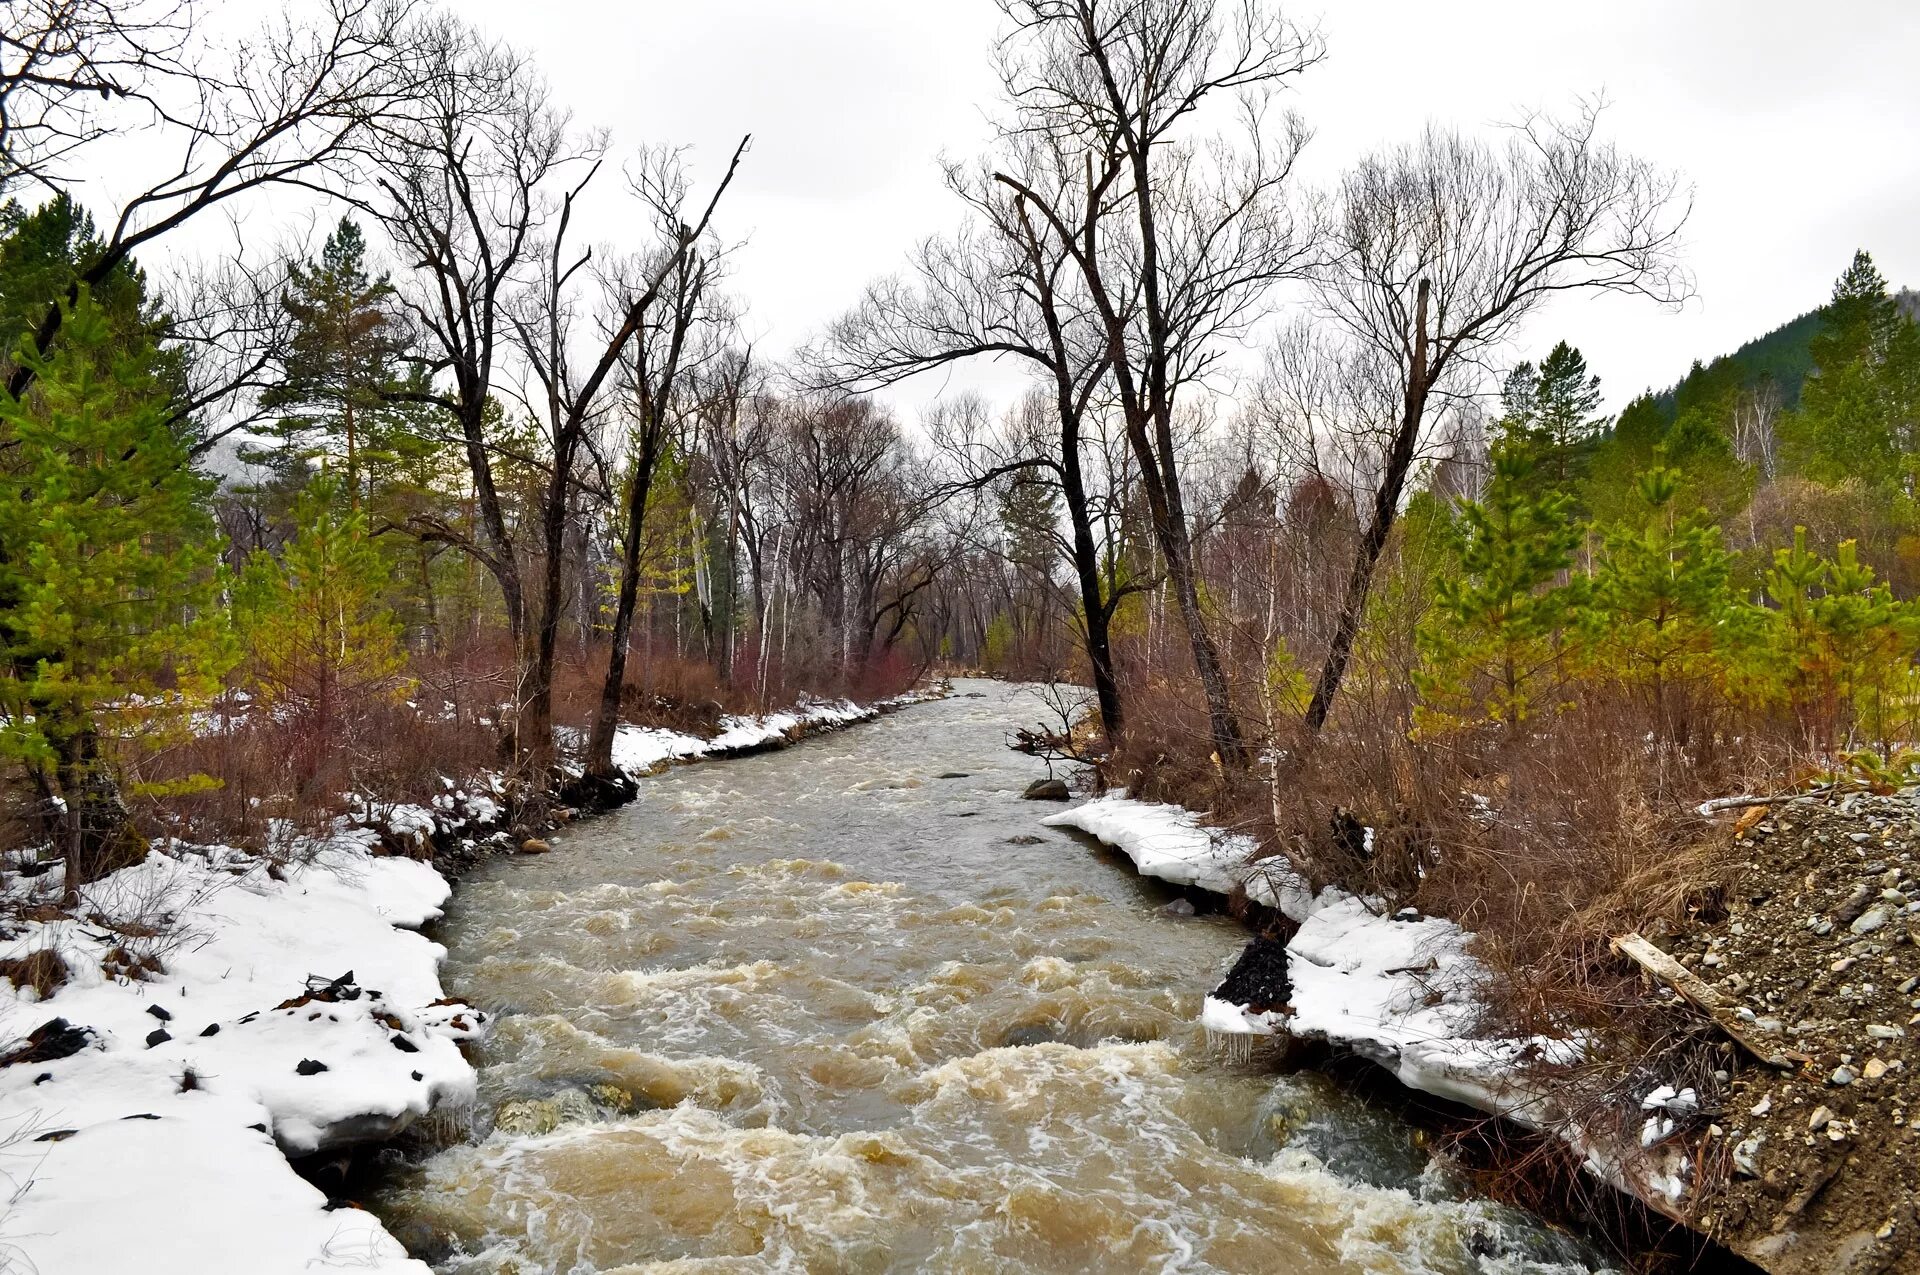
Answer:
[{"left": 0, "top": 949, "right": 66, "bottom": 998}]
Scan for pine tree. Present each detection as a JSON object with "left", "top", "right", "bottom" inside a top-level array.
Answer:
[
  {"left": 260, "top": 218, "right": 407, "bottom": 508},
  {"left": 1757, "top": 528, "right": 1919, "bottom": 752},
  {"left": 234, "top": 479, "right": 410, "bottom": 794},
  {"left": 0, "top": 288, "right": 231, "bottom": 888},
  {"left": 1494, "top": 342, "right": 1605, "bottom": 495},
  {"left": 1786, "top": 250, "right": 1914, "bottom": 487},
  {"left": 1415, "top": 446, "right": 1582, "bottom": 736},
  {"left": 1580, "top": 457, "right": 1735, "bottom": 744}
]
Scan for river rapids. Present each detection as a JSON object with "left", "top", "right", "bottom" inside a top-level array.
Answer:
[{"left": 371, "top": 680, "right": 1612, "bottom": 1274}]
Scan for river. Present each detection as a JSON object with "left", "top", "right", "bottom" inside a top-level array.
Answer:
[{"left": 372, "top": 680, "right": 1611, "bottom": 1274}]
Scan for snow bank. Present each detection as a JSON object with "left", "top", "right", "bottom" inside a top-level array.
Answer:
[
  {"left": 0, "top": 837, "right": 482, "bottom": 1273},
  {"left": 1041, "top": 794, "right": 1313, "bottom": 917},
  {"left": 607, "top": 697, "right": 885, "bottom": 777},
  {"left": 1046, "top": 793, "right": 1694, "bottom": 1213}
]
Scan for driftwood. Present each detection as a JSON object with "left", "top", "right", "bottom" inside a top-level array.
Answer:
[{"left": 1611, "top": 932, "right": 1810, "bottom": 1071}]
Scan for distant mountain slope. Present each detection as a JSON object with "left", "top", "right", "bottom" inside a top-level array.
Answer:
[
  {"left": 1650, "top": 308, "right": 1821, "bottom": 419},
  {"left": 1646, "top": 287, "right": 1918, "bottom": 424}
]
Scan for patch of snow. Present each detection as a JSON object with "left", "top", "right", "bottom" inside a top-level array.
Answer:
[
  {"left": 1199, "top": 994, "right": 1283, "bottom": 1037},
  {"left": 1040, "top": 794, "right": 1312, "bottom": 917},
  {"left": 0, "top": 840, "right": 481, "bottom": 1272}
]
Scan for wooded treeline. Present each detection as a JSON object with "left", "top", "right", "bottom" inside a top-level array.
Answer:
[{"left": 4, "top": 0, "right": 1919, "bottom": 942}]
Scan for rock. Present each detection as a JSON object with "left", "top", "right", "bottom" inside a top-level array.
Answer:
[
  {"left": 1836, "top": 883, "right": 1877, "bottom": 926},
  {"left": 1851, "top": 906, "right": 1892, "bottom": 935},
  {"left": 1211, "top": 936, "right": 1292, "bottom": 1014},
  {"left": 1864, "top": 1058, "right": 1890, "bottom": 1080},
  {"left": 0, "top": 1018, "right": 96, "bottom": 1067},
  {"left": 1022, "top": 777, "right": 1070, "bottom": 801},
  {"left": 936, "top": 772, "right": 971, "bottom": 780},
  {"left": 1160, "top": 898, "right": 1198, "bottom": 918},
  {"left": 295, "top": 1058, "right": 329, "bottom": 1076},
  {"left": 494, "top": 1089, "right": 599, "bottom": 1135},
  {"left": 519, "top": 838, "right": 552, "bottom": 855},
  {"left": 390, "top": 1035, "right": 419, "bottom": 1053},
  {"left": 1001, "top": 1023, "right": 1062, "bottom": 1048},
  {"left": 145, "top": 1004, "right": 171, "bottom": 1022},
  {"left": 1733, "top": 1134, "right": 1765, "bottom": 1176},
  {"left": 144, "top": 1029, "right": 170, "bottom": 1048},
  {"left": 1809, "top": 1105, "right": 1836, "bottom": 1130},
  {"left": 1003, "top": 834, "right": 1045, "bottom": 846},
  {"left": 1830, "top": 1066, "right": 1857, "bottom": 1086},
  {"left": 1865, "top": 1023, "right": 1905, "bottom": 1039},
  {"left": 587, "top": 1083, "right": 640, "bottom": 1114}
]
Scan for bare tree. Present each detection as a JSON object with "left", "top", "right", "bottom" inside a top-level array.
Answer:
[
  {"left": 6, "top": 0, "right": 419, "bottom": 399},
  {"left": 1300, "top": 105, "right": 1691, "bottom": 732},
  {"left": 582, "top": 140, "right": 747, "bottom": 784},
  {"left": 811, "top": 148, "right": 1134, "bottom": 743},
  {"left": 0, "top": 0, "right": 193, "bottom": 195},
  {"left": 989, "top": 0, "right": 1322, "bottom": 766},
  {"left": 1731, "top": 378, "right": 1781, "bottom": 481},
  {"left": 373, "top": 14, "right": 587, "bottom": 763}
]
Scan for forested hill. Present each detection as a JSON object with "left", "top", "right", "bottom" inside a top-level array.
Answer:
[
  {"left": 1650, "top": 307, "right": 1822, "bottom": 418},
  {"left": 1645, "top": 284, "right": 1919, "bottom": 425}
]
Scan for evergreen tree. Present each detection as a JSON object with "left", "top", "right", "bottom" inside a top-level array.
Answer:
[
  {"left": 1758, "top": 528, "right": 1920, "bottom": 751},
  {"left": 1494, "top": 341, "right": 1605, "bottom": 493},
  {"left": 0, "top": 288, "right": 231, "bottom": 889},
  {"left": 1415, "top": 446, "right": 1582, "bottom": 736},
  {"left": 1579, "top": 457, "right": 1735, "bottom": 744},
  {"left": 234, "top": 479, "right": 410, "bottom": 794},
  {"left": 1785, "top": 250, "right": 1917, "bottom": 488},
  {"left": 259, "top": 218, "right": 408, "bottom": 508}
]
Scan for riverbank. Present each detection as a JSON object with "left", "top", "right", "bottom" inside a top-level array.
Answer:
[
  {"left": 1044, "top": 788, "right": 1920, "bottom": 1274},
  {"left": 0, "top": 688, "right": 939, "bottom": 1275}
]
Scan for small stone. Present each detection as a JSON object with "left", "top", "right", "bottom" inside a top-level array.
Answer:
[
  {"left": 145, "top": 1004, "right": 172, "bottom": 1022},
  {"left": 1733, "top": 1134, "right": 1764, "bottom": 1176},
  {"left": 1809, "top": 1105, "right": 1836, "bottom": 1130},
  {"left": 518, "top": 838, "right": 552, "bottom": 855},
  {"left": 1866, "top": 1024, "right": 1906, "bottom": 1040},
  {"left": 1852, "top": 906, "right": 1893, "bottom": 935},
  {"left": 1837, "top": 884, "right": 1877, "bottom": 925},
  {"left": 1750, "top": 1094, "right": 1772, "bottom": 1117},
  {"left": 1021, "top": 777, "right": 1070, "bottom": 801},
  {"left": 1831, "top": 1066, "right": 1857, "bottom": 1086},
  {"left": 1833, "top": 956, "right": 1858, "bottom": 973},
  {"left": 1865, "top": 1058, "right": 1890, "bottom": 1081},
  {"left": 294, "top": 1058, "right": 328, "bottom": 1076},
  {"left": 199, "top": 1023, "right": 219, "bottom": 1037},
  {"left": 1899, "top": 976, "right": 1918, "bottom": 995},
  {"left": 144, "top": 1028, "right": 170, "bottom": 1048}
]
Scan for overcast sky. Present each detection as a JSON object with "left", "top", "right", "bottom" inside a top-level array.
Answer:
[{"left": 302, "top": 2, "right": 1920, "bottom": 415}]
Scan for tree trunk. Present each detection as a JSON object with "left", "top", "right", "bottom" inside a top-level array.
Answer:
[
  {"left": 1306, "top": 279, "right": 1432, "bottom": 733},
  {"left": 587, "top": 439, "right": 663, "bottom": 780}
]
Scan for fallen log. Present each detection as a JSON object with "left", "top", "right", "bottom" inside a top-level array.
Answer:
[{"left": 1610, "top": 932, "right": 1811, "bottom": 1071}]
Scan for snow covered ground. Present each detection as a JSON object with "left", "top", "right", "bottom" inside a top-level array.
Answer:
[
  {"left": 606, "top": 696, "right": 886, "bottom": 776},
  {"left": 1044, "top": 794, "right": 1690, "bottom": 1211},
  {"left": 0, "top": 690, "right": 927, "bottom": 1274}
]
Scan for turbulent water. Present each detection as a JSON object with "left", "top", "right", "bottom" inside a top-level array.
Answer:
[{"left": 373, "top": 680, "right": 1609, "bottom": 1274}]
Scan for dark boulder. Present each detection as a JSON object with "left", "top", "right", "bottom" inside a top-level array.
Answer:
[{"left": 1022, "top": 777, "right": 1071, "bottom": 801}]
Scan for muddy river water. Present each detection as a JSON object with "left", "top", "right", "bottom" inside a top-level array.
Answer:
[{"left": 373, "top": 680, "right": 1611, "bottom": 1274}]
